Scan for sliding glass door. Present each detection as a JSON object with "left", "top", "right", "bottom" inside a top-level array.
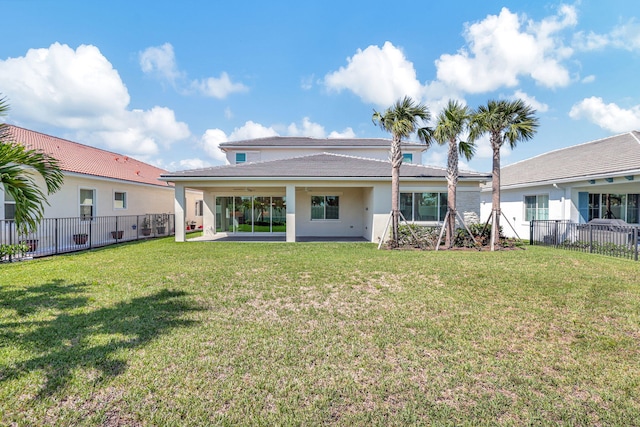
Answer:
[{"left": 215, "top": 196, "right": 286, "bottom": 234}]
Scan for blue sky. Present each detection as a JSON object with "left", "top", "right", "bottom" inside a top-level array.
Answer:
[{"left": 1, "top": 0, "right": 639, "bottom": 172}]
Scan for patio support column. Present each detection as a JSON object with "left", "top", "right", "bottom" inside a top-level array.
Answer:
[
  {"left": 286, "top": 184, "right": 296, "bottom": 242},
  {"left": 203, "top": 191, "right": 216, "bottom": 236},
  {"left": 174, "top": 183, "right": 186, "bottom": 242}
]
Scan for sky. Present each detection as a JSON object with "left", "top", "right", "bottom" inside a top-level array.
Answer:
[{"left": 0, "top": 0, "right": 639, "bottom": 173}]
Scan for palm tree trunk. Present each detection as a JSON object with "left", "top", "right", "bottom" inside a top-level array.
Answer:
[
  {"left": 390, "top": 135, "right": 403, "bottom": 246},
  {"left": 491, "top": 139, "right": 501, "bottom": 251},
  {"left": 446, "top": 138, "right": 458, "bottom": 248}
]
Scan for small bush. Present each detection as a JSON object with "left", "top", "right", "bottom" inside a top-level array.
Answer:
[{"left": 0, "top": 243, "right": 29, "bottom": 261}]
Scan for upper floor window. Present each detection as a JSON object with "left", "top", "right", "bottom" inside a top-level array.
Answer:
[
  {"left": 80, "top": 188, "right": 95, "bottom": 220},
  {"left": 524, "top": 194, "right": 549, "bottom": 221},
  {"left": 235, "top": 153, "right": 246, "bottom": 164},
  {"left": 402, "top": 153, "right": 413, "bottom": 163},
  {"left": 114, "top": 191, "right": 127, "bottom": 209},
  {"left": 311, "top": 196, "right": 339, "bottom": 220}
]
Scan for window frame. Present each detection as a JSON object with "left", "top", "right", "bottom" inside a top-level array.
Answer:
[
  {"left": 79, "top": 188, "right": 96, "bottom": 221},
  {"left": 402, "top": 153, "right": 413, "bottom": 163},
  {"left": 399, "top": 192, "right": 447, "bottom": 222},
  {"left": 195, "top": 200, "right": 203, "bottom": 217},
  {"left": 235, "top": 152, "right": 246, "bottom": 164},
  {"left": 524, "top": 194, "right": 549, "bottom": 221},
  {"left": 310, "top": 195, "right": 340, "bottom": 220},
  {"left": 113, "top": 191, "right": 127, "bottom": 210},
  {"left": 3, "top": 190, "right": 16, "bottom": 220}
]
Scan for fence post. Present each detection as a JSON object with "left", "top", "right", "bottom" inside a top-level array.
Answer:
[
  {"left": 115, "top": 216, "right": 119, "bottom": 242},
  {"left": 589, "top": 225, "right": 593, "bottom": 254},
  {"left": 530, "top": 221, "right": 534, "bottom": 245},
  {"left": 634, "top": 227, "right": 638, "bottom": 262}
]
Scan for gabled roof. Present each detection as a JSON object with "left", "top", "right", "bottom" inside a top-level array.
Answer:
[
  {"left": 162, "top": 152, "right": 490, "bottom": 181},
  {"left": 218, "top": 136, "right": 425, "bottom": 150},
  {"left": 501, "top": 131, "right": 640, "bottom": 187},
  {"left": 6, "top": 125, "right": 171, "bottom": 187}
]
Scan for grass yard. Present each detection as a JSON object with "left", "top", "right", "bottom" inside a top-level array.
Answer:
[{"left": 1, "top": 239, "right": 639, "bottom": 426}]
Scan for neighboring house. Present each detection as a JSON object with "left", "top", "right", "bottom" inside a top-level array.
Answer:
[
  {"left": 1, "top": 125, "right": 175, "bottom": 221},
  {"left": 162, "top": 136, "right": 491, "bottom": 243},
  {"left": 480, "top": 131, "right": 640, "bottom": 238}
]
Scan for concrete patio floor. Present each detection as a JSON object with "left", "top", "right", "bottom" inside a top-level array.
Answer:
[{"left": 187, "top": 234, "right": 369, "bottom": 243}]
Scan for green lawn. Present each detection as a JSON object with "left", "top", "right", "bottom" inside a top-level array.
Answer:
[{"left": 1, "top": 239, "right": 639, "bottom": 425}]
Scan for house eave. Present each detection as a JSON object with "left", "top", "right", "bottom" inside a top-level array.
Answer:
[{"left": 496, "top": 169, "right": 640, "bottom": 191}]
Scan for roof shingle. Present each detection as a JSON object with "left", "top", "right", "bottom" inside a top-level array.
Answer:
[
  {"left": 163, "top": 152, "right": 490, "bottom": 180},
  {"left": 6, "top": 125, "right": 171, "bottom": 187},
  {"left": 501, "top": 131, "right": 640, "bottom": 187}
]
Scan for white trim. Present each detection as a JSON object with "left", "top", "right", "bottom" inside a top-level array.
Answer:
[{"left": 113, "top": 190, "right": 128, "bottom": 210}]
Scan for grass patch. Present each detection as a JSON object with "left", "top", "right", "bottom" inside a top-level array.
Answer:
[{"left": 1, "top": 239, "right": 639, "bottom": 425}]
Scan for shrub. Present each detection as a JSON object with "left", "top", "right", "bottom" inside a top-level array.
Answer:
[{"left": 0, "top": 243, "right": 29, "bottom": 261}]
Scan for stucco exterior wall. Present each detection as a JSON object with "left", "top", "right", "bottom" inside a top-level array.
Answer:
[
  {"left": 225, "top": 146, "right": 425, "bottom": 165},
  {"left": 482, "top": 178, "right": 640, "bottom": 239},
  {"left": 294, "top": 187, "right": 365, "bottom": 237},
  {"left": 44, "top": 175, "right": 174, "bottom": 218},
  {"left": 1, "top": 173, "right": 175, "bottom": 221}
]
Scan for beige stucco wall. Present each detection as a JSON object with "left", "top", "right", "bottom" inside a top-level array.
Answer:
[
  {"left": 225, "top": 146, "right": 425, "bottom": 165},
  {"left": 1, "top": 172, "right": 175, "bottom": 221},
  {"left": 42, "top": 174, "right": 175, "bottom": 218},
  {"left": 294, "top": 187, "right": 365, "bottom": 237}
]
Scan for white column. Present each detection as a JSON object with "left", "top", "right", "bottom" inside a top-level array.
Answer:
[
  {"left": 203, "top": 191, "right": 216, "bottom": 236},
  {"left": 174, "top": 183, "right": 186, "bottom": 242},
  {"left": 286, "top": 185, "right": 296, "bottom": 242}
]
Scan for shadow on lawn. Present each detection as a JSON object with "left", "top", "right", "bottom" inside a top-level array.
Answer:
[{"left": 0, "top": 280, "right": 199, "bottom": 398}]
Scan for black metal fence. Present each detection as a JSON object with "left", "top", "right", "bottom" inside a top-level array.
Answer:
[
  {"left": 1, "top": 214, "right": 175, "bottom": 261},
  {"left": 530, "top": 220, "right": 640, "bottom": 261}
]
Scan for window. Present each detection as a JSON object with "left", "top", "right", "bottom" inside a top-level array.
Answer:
[
  {"left": 524, "top": 194, "right": 549, "bottom": 221},
  {"left": 402, "top": 153, "right": 413, "bottom": 163},
  {"left": 195, "top": 200, "right": 203, "bottom": 217},
  {"left": 400, "top": 192, "right": 447, "bottom": 222},
  {"left": 114, "top": 191, "right": 127, "bottom": 209},
  {"left": 80, "top": 189, "right": 95, "bottom": 220},
  {"left": 3, "top": 191, "right": 16, "bottom": 220},
  {"left": 587, "top": 193, "right": 638, "bottom": 223},
  {"left": 311, "top": 196, "right": 339, "bottom": 220},
  {"left": 235, "top": 153, "right": 246, "bottom": 164}
]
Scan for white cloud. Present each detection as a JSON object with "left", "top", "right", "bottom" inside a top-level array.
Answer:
[
  {"left": 287, "top": 117, "right": 326, "bottom": 138},
  {"left": 435, "top": 6, "right": 575, "bottom": 93},
  {"left": 229, "top": 121, "right": 278, "bottom": 141},
  {"left": 201, "top": 128, "right": 229, "bottom": 162},
  {"left": 224, "top": 107, "right": 234, "bottom": 119},
  {"left": 328, "top": 127, "right": 356, "bottom": 139},
  {"left": 140, "top": 43, "right": 248, "bottom": 99},
  {"left": 191, "top": 72, "right": 248, "bottom": 99},
  {"left": 301, "top": 74, "right": 315, "bottom": 90},
  {"left": 581, "top": 75, "right": 596, "bottom": 83},
  {"left": 324, "top": 41, "right": 423, "bottom": 106},
  {"left": 569, "top": 97, "right": 640, "bottom": 133},
  {"left": 139, "top": 43, "right": 183, "bottom": 84},
  {"left": 512, "top": 90, "right": 549, "bottom": 113},
  {"left": 201, "top": 121, "right": 279, "bottom": 162},
  {"left": 0, "top": 42, "right": 190, "bottom": 157},
  {"left": 574, "top": 19, "right": 640, "bottom": 52}
]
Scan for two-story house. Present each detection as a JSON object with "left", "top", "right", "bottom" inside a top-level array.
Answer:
[{"left": 162, "top": 136, "right": 490, "bottom": 243}]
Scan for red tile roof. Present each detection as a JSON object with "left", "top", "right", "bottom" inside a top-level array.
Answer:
[{"left": 6, "top": 125, "right": 171, "bottom": 187}]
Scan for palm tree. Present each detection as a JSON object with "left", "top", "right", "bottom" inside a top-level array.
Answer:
[
  {"left": 433, "top": 100, "right": 474, "bottom": 248},
  {"left": 0, "top": 96, "right": 64, "bottom": 234},
  {"left": 469, "top": 99, "right": 539, "bottom": 251},
  {"left": 372, "top": 96, "right": 432, "bottom": 246}
]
